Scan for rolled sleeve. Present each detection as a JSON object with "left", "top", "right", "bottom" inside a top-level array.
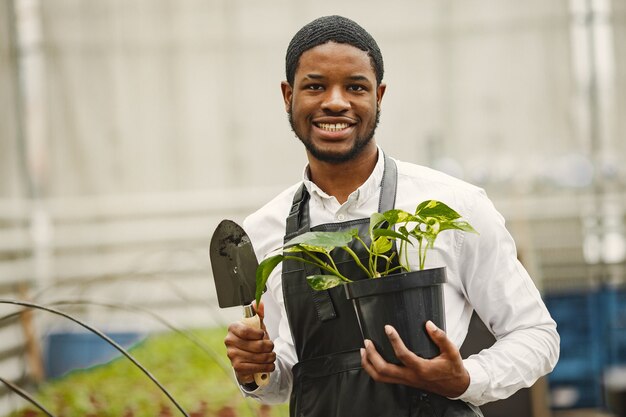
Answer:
[
  {"left": 451, "top": 358, "right": 489, "bottom": 403},
  {"left": 455, "top": 190, "right": 560, "bottom": 405}
]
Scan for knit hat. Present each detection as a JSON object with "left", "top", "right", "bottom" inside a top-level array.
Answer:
[{"left": 285, "top": 15, "right": 384, "bottom": 85}]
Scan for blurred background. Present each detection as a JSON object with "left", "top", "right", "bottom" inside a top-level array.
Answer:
[{"left": 0, "top": 0, "right": 625, "bottom": 416}]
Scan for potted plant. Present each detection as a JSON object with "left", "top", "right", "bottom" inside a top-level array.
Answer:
[{"left": 255, "top": 200, "right": 478, "bottom": 363}]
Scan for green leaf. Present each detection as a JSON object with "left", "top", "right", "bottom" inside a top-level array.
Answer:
[
  {"left": 440, "top": 220, "right": 479, "bottom": 234},
  {"left": 410, "top": 225, "right": 437, "bottom": 245},
  {"left": 415, "top": 200, "right": 461, "bottom": 221},
  {"left": 369, "top": 212, "right": 387, "bottom": 233},
  {"left": 283, "top": 245, "right": 305, "bottom": 253},
  {"left": 424, "top": 217, "right": 441, "bottom": 235},
  {"left": 255, "top": 254, "right": 284, "bottom": 306},
  {"left": 284, "top": 244, "right": 328, "bottom": 256},
  {"left": 372, "top": 236, "right": 393, "bottom": 255},
  {"left": 306, "top": 275, "right": 344, "bottom": 290},
  {"left": 382, "top": 209, "right": 417, "bottom": 225},
  {"left": 284, "top": 230, "right": 357, "bottom": 250},
  {"left": 424, "top": 232, "right": 437, "bottom": 248},
  {"left": 398, "top": 225, "right": 410, "bottom": 235},
  {"left": 372, "top": 228, "right": 412, "bottom": 243},
  {"left": 408, "top": 228, "right": 425, "bottom": 243}
]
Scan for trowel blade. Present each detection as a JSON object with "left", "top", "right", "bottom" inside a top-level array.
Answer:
[{"left": 209, "top": 220, "right": 259, "bottom": 308}]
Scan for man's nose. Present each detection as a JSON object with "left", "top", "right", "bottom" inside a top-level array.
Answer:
[{"left": 321, "top": 87, "right": 350, "bottom": 113}]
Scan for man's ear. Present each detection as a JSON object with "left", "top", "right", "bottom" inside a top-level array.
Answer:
[
  {"left": 281, "top": 81, "right": 293, "bottom": 113},
  {"left": 376, "top": 83, "right": 387, "bottom": 108}
]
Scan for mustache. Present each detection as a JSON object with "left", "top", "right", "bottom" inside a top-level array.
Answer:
[
  {"left": 286, "top": 106, "right": 381, "bottom": 128},
  {"left": 286, "top": 107, "right": 381, "bottom": 164}
]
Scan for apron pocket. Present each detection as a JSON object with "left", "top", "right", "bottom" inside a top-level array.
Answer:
[{"left": 290, "top": 359, "right": 410, "bottom": 417}]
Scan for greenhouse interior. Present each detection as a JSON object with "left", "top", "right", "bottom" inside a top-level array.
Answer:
[{"left": 1, "top": 0, "right": 626, "bottom": 416}]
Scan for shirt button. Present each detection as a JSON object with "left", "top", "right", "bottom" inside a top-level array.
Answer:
[{"left": 337, "top": 214, "right": 346, "bottom": 221}]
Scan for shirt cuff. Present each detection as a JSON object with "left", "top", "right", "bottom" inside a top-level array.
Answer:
[
  {"left": 234, "top": 368, "right": 263, "bottom": 395},
  {"left": 236, "top": 368, "right": 278, "bottom": 397},
  {"left": 240, "top": 381, "right": 259, "bottom": 392},
  {"left": 449, "top": 358, "right": 489, "bottom": 404}
]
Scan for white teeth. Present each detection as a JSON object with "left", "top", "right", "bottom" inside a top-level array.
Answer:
[{"left": 317, "top": 123, "right": 349, "bottom": 132}]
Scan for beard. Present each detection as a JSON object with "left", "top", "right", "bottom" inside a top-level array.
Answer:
[{"left": 288, "top": 108, "right": 381, "bottom": 164}]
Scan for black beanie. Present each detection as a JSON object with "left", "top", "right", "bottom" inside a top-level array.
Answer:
[{"left": 285, "top": 15, "right": 384, "bottom": 85}]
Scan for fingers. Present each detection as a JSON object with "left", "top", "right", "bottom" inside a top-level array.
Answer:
[
  {"left": 384, "top": 325, "right": 422, "bottom": 367},
  {"left": 227, "top": 321, "right": 266, "bottom": 341},
  {"left": 360, "top": 342, "right": 389, "bottom": 383},
  {"left": 424, "top": 321, "right": 460, "bottom": 360},
  {"left": 229, "top": 350, "right": 276, "bottom": 372},
  {"left": 232, "top": 360, "right": 276, "bottom": 385},
  {"left": 224, "top": 321, "right": 275, "bottom": 383},
  {"left": 360, "top": 325, "right": 428, "bottom": 386},
  {"left": 360, "top": 323, "right": 466, "bottom": 395},
  {"left": 360, "top": 339, "right": 406, "bottom": 384},
  {"left": 225, "top": 322, "right": 273, "bottom": 352}
]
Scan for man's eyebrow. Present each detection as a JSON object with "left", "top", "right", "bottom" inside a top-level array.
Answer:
[
  {"left": 348, "top": 75, "right": 370, "bottom": 82},
  {"left": 303, "top": 74, "right": 372, "bottom": 82}
]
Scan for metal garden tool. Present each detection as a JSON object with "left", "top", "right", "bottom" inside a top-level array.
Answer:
[{"left": 209, "top": 219, "right": 269, "bottom": 387}]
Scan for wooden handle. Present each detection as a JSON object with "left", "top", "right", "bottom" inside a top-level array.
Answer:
[{"left": 240, "top": 314, "right": 270, "bottom": 387}]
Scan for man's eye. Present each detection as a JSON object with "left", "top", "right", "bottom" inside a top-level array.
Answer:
[
  {"left": 348, "top": 85, "right": 365, "bottom": 92},
  {"left": 307, "top": 84, "right": 324, "bottom": 91}
]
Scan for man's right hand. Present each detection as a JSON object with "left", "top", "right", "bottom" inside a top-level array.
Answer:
[{"left": 224, "top": 301, "right": 276, "bottom": 385}]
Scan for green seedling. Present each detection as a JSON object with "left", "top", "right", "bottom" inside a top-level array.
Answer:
[{"left": 255, "top": 200, "right": 478, "bottom": 306}]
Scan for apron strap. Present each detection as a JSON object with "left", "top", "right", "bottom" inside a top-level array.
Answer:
[
  {"left": 379, "top": 153, "right": 398, "bottom": 213},
  {"left": 285, "top": 184, "right": 309, "bottom": 242},
  {"left": 284, "top": 152, "right": 398, "bottom": 323},
  {"left": 285, "top": 185, "right": 337, "bottom": 321}
]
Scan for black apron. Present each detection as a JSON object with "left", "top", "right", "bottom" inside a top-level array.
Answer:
[{"left": 281, "top": 154, "right": 484, "bottom": 417}]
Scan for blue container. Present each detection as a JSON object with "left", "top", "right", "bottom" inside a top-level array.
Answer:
[
  {"left": 601, "top": 287, "right": 626, "bottom": 366},
  {"left": 545, "top": 290, "right": 605, "bottom": 409},
  {"left": 545, "top": 286, "right": 626, "bottom": 410},
  {"left": 550, "top": 379, "right": 604, "bottom": 409},
  {"left": 45, "top": 331, "right": 144, "bottom": 379}
]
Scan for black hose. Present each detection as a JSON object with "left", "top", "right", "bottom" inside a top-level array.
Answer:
[
  {"left": 0, "top": 376, "right": 56, "bottom": 417},
  {"left": 50, "top": 299, "right": 232, "bottom": 375},
  {"left": 0, "top": 299, "right": 189, "bottom": 417},
  {"left": 0, "top": 299, "right": 232, "bottom": 377}
]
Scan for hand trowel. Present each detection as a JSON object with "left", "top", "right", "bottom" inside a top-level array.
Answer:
[{"left": 209, "top": 219, "right": 269, "bottom": 387}]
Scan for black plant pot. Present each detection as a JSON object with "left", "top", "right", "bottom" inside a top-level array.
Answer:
[{"left": 344, "top": 267, "right": 446, "bottom": 364}]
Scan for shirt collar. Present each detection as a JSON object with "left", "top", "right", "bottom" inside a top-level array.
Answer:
[{"left": 301, "top": 147, "right": 385, "bottom": 207}]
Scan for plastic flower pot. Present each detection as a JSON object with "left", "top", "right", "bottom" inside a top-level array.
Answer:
[{"left": 344, "top": 267, "right": 446, "bottom": 364}]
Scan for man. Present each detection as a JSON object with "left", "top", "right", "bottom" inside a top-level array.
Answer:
[{"left": 224, "top": 15, "right": 559, "bottom": 417}]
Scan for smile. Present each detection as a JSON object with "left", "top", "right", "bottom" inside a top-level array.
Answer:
[{"left": 315, "top": 123, "right": 351, "bottom": 132}]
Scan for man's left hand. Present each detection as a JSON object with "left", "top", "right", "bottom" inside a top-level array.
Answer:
[{"left": 360, "top": 320, "right": 470, "bottom": 398}]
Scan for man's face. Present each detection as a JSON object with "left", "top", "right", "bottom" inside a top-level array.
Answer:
[{"left": 281, "top": 42, "right": 386, "bottom": 164}]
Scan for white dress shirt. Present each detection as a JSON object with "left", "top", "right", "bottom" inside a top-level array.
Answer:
[{"left": 241, "top": 150, "right": 559, "bottom": 406}]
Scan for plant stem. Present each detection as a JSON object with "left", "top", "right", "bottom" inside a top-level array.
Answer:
[
  {"left": 418, "top": 239, "right": 425, "bottom": 270},
  {"left": 399, "top": 239, "right": 405, "bottom": 269},
  {"left": 298, "top": 247, "right": 329, "bottom": 269},
  {"left": 405, "top": 238, "right": 412, "bottom": 270},
  {"left": 398, "top": 237, "right": 409, "bottom": 272},
  {"left": 323, "top": 250, "right": 341, "bottom": 273},
  {"left": 282, "top": 255, "right": 351, "bottom": 282},
  {"left": 384, "top": 252, "right": 397, "bottom": 275},
  {"left": 340, "top": 245, "right": 373, "bottom": 278},
  {"left": 386, "top": 264, "right": 409, "bottom": 274},
  {"left": 354, "top": 235, "right": 375, "bottom": 276}
]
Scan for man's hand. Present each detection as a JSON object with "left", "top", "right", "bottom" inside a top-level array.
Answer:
[
  {"left": 360, "top": 321, "right": 470, "bottom": 398},
  {"left": 224, "top": 301, "right": 276, "bottom": 385}
]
